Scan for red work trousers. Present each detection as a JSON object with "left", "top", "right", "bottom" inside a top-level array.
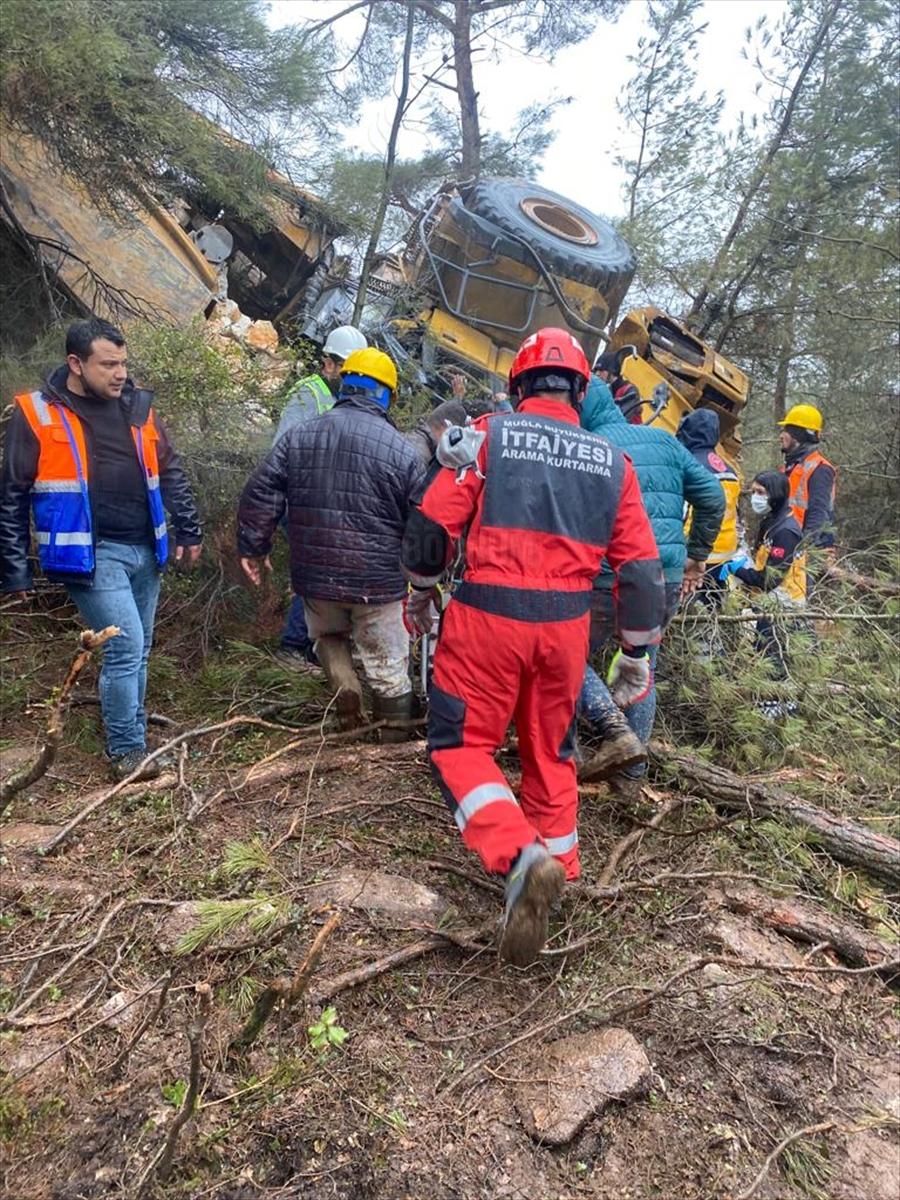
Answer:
[{"left": 428, "top": 600, "right": 588, "bottom": 881}]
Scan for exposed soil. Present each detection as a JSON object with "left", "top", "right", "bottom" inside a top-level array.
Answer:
[{"left": 1, "top": 602, "right": 898, "bottom": 1200}]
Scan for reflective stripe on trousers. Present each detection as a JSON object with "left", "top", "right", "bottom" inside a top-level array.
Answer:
[
  {"left": 454, "top": 782, "right": 519, "bottom": 833},
  {"left": 428, "top": 599, "right": 588, "bottom": 881}
]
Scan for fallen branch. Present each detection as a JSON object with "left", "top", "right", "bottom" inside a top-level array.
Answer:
[
  {"left": 137, "top": 984, "right": 212, "bottom": 1193},
  {"left": 102, "top": 970, "right": 175, "bottom": 1078},
  {"left": 0, "top": 626, "right": 119, "bottom": 815},
  {"left": 735, "top": 1120, "right": 836, "bottom": 1200},
  {"left": 650, "top": 743, "right": 900, "bottom": 886},
  {"left": 439, "top": 947, "right": 898, "bottom": 1102},
  {"left": 720, "top": 885, "right": 900, "bottom": 982},
  {"left": 576, "top": 869, "right": 769, "bottom": 903},
  {"left": 2, "top": 898, "right": 128, "bottom": 1026},
  {"left": 438, "top": 957, "right": 712, "bottom": 1099},
  {"left": 826, "top": 563, "right": 899, "bottom": 597},
  {"left": 146, "top": 740, "right": 428, "bottom": 860},
  {"left": 2, "top": 972, "right": 170, "bottom": 1087},
  {"left": 71, "top": 695, "right": 175, "bottom": 726},
  {"left": 672, "top": 609, "right": 897, "bottom": 624},
  {"left": 596, "top": 796, "right": 685, "bottom": 888},
  {"left": 39, "top": 715, "right": 296, "bottom": 855},
  {"left": 229, "top": 912, "right": 341, "bottom": 1053},
  {"left": 310, "top": 925, "right": 489, "bottom": 1006},
  {"left": 42, "top": 720, "right": 430, "bottom": 856}
]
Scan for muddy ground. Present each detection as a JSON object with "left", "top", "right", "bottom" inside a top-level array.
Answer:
[{"left": 1, "top": 595, "right": 898, "bottom": 1200}]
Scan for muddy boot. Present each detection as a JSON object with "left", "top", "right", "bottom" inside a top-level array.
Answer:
[
  {"left": 579, "top": 709, "right": 646, "bottom": 783},
  {"left": 607, "top": 772, "right": 645, "bottom": 804},
  {"left": 373, "top": 691, "right": 413, "bottom": 743},
  {"left": 314, "top": 636, "right": 363, "bottom": 731},
  {"left": 500, "top": 844, "right": 566, "bottom": 967}
]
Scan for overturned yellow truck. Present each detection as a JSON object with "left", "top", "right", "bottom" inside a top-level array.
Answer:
[
  {"left": 0, "top": 130, "right": 341, "bottom": 333},
  {"left": 375, "top": 177, "right": 747, "bottom": 468},
  {"left": 0, "top": 133, "right": 746, "bottom": 466}
]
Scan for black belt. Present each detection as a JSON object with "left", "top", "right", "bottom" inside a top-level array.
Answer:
[{"left": 455, "top": 582, "right": 592, "bottom": 622}]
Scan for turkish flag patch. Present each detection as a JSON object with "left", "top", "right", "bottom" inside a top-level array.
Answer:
[
  {"left": 708, "top": 452, "right": 727, "bottom": 471},
  {"left": 770, "top": 546, "right": 786, "bottom": 559}
]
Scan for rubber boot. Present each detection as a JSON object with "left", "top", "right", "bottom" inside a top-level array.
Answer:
[
  {"left": 500, "top": 843, "right": 566, "bottom": 967},
  {"left": 314, "top": 636, "right": 363, "bottom": 731},
  {"left": 579, "top": 708, "right": 646, "bottom": 783},
  {"left": 373, "top": 691, "right": 414, "bottom": 743}
]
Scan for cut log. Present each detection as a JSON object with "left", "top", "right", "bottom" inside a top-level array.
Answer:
[
  {"left": 826, "top": 564, "right": 900, "bottom": 598},
  {"left": 717, "top": 885, "right": 900, "bottom": 983},
  {"left": 650, "top": 743, "right": 900, "bottom": 887}
]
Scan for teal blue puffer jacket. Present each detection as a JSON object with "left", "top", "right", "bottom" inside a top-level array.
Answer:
[{"left": 581, "top": 378, "right": 725, "bottom": 583}]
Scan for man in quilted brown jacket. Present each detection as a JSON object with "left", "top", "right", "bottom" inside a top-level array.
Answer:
[{"left": 238, "top": 349, "right": 422, "bottom": 739}]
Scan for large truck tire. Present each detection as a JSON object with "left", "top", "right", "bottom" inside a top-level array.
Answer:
[{"left": 463, "top": 177, "right": 636, "bottom": 295}]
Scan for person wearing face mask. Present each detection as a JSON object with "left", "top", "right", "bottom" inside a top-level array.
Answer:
[{"left": 717, "top": 471, "right": 805, "bottom": 691}]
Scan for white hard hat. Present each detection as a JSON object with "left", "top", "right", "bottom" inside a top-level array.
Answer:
[{"left": 323, "top": 325, "right": 367, "bottom": 360}]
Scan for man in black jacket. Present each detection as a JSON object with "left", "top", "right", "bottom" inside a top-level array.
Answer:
[
  {"left": 237, "top": 347, "right": 422, "bottom": 739},
  {"left": 0, "top": 318, "right": 203, "bottom": 780}
]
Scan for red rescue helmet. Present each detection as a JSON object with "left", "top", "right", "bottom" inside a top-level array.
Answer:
[{"left": 508, "top": 327, "right": 591, "bottom": 401}]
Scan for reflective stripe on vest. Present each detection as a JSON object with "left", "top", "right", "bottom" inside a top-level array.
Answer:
[
  {"left": 707, "top": 476, "right": 741, "bottom": 563},
  {"left": 785, "top": 451, "right": 835, "bottom": 528},
  {"left": 300, "top": 374, "right": 334, "bottom": 416},
  {"left": 15, "top": 391, "right": 169, "bottom": 577}
]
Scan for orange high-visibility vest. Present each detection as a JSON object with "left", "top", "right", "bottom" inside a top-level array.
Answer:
[
  {"left": 15, "top": 391, "right": 168, "bottom": 578},
  {"left": 784, "top": 450, "right": 835, "bottom": 531}
]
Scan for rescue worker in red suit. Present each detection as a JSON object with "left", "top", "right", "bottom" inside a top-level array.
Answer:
[{"left": 401, "top": 329, "right": 665, "bottom": 965}]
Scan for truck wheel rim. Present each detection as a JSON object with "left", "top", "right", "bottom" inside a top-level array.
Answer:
[{"left": 519, "top": 197, "right": 599, "bottom": 246}]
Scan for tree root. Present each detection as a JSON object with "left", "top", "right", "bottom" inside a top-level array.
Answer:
[
  {"left": 0, "top": 625, "right": 119, "bottom": 816},
  {"left": 229, "top": 912, "right": 341, "bottom": 1053},
  {"left": 136, "top": 983, "right": 212, "bottom": 1193}
]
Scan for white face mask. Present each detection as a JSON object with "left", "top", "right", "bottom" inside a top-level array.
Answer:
[{"left": 750, "top": 493, "right": 771, "bottom": 516}]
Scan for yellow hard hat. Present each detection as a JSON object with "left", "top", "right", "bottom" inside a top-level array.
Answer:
[
  {"left": 341, "top": 347, "right": 398, "bottom": 393},
  {"left": 778, "top": 403, "right": 823, "bottom": 433}
]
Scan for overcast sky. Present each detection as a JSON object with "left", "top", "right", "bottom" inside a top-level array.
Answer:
[{"left": 268, "top": 0, "right": 788, "bottom": 220}]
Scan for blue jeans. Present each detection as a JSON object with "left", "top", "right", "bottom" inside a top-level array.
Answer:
[
  {"left": 281, "top": 594, "right": 316, "bottom": 660},
  {"left": 579, "top": 582, "right": 681, "bottom": 779},
  {"left": 66, "top": 541, "right": 161, "bottom": 757}
]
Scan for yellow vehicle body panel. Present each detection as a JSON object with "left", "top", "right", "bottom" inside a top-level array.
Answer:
[
  {"left": 0, "top": 132, "right": 218, "bottom": 324},
  {"left": 419, "top": 309, "right": 515, "bottom": 379},
  {"left": 619, "top": 354, "right": 742, "bottom": 475},
  {"left": 264, "top": 185, "right": 327, "bottom": 261},
  {"left": 608, "top": 306, "right": 748, "bottom": 453}
]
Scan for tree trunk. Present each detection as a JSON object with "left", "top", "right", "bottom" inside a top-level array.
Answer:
[
  {"left": 352, "top": 2, "right": 416, "bottom": 323},
  {"left": 650, "top": 743, "right": 900, "bottom": 886},
  {"left": 771, "top": 247, "right": 805, "bottom": 422},
  {"left": 454, "top": 0, "right": 480, "bottom": 179},
  {"left": 685, "top": 0, "right": 841, "bottom": 328},
  {"left": 626, "top": 25, "right": 664, "bottom": 223}
]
